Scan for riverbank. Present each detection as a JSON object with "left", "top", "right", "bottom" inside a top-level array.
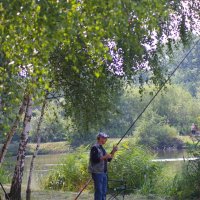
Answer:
[
  {"left": 0, "top": 137, "right": 193, "bottom": 200},
  {"left": 0, "top": 135, "right": 194, "bottom": 157},
  {"left": 0, "top": 141, "right": 71, "bottom": 156}
]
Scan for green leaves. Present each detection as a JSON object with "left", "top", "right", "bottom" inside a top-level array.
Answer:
[{"left": 0, "top": 0, "right": 199, "bottom": 139}]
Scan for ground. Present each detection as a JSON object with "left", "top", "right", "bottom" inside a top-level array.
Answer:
[
  {"left": 0, "top": 191, "right": 171, "bottom": 200},
  {"left": 0, "top": 185, "right": 171, "bottom": 200},
  {"left": 27, "top": 191, "right": 171, "bottom": 200}
]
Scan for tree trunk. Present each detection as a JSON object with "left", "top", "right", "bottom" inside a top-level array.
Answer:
[
  {"left": 8, "top": 95, "right": 33, "bottom": 200},
  {"left": 26, "top": 97, "right": 47, "bottom": 200},
  {"left": 0, "top": 94, "right": 28, "bottom": 165}
]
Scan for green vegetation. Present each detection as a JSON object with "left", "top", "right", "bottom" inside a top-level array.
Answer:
[
  {"left": 43, "top": 143, "right": 161, "bottom": 193},
  {"left": 134, "top": 108, "right": 183, "bottom": 150},
  {"left": 0, "top": 138, "right": 198, "bottom": 199},
  {"left": 173, "top": 41, "right": 200, "bottom": 96},
  {"left": 0, "top": 189, "right": 173, "bottom": 200},
  {"left": 0, "top": 164, "right": 10, "bottom": 184},
  {"left": 152, "top": 162, "right": 183, "bottom": 197},
  {"left": 0, "top": 136, "right": 193, "bottom": 157},
  {"left": 169, "top": 141, "right": 200, "bottom": 199},
  {"left": 109, "top": 144, "right": 161, "bottom": 194},
  {"left": 42, "top": 141, "right": 200, "bottom": 199},
  {"left": 27, "top": 83, "right": 200, "bottom": 150},
  {"left": 0, "top": 0, "right": 199, "bottom": 199},
  {"left": 43, "top": 146, "right": 90, "bottom": 191},
  {"left": 0, "top": 142, "right": 70, "bottom": 156},
  {"left": 30, "top": 101, "right": 73, "bottom": 143},
  {"left": 169, "top": 163, "right": 200, "bottom": 199}
]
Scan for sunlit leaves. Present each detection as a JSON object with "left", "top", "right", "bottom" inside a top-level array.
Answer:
[{"left": 0, "top": 0, "right": 199, "bottom": 137}]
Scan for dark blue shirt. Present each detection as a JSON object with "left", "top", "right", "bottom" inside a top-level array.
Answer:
[{"left": 90, "top": 145, "right": 111, "bottom": 173}]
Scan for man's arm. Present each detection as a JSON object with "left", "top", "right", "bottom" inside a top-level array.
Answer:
[
  {"left": 107, "top": 145, "right": 118, "bottom": 162},
  {"left": 90, "top": 146, "right": 101, "bottom": 163},
  {"left": 91, "top": 146, "right": 113, "bottom": 163}
]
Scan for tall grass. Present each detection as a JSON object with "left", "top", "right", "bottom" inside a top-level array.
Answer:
[
  {"left": 43, "top": 142, "right": 162, "bottom": 194},
  {"left": 108, "top": 142, "right": 162, "bottom": 194},
  {"left": 43, "top": 146, "right": 90, "bottom": 191},
  {"left": 0, "top": 164, "right": 10, "bottom": 184},
  {"left": 152, "top": 162, "right": 183, "bottom": 197},
  {"left": 43, "top": 141, "right": 200, "bottom": 199},
  {"left": 169, "top": 151, "right": 200, "bottom": 199}
]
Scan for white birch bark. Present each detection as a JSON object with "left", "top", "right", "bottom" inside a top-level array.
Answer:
[
  {"left": 0, "top": 94, "right": 28, "bottom": 165},
  {"left": 26, "top": 97, "right": 47, "bottom": 200},
  {"left": 9, "top": 95, "right": 33, "bottom": 200}
]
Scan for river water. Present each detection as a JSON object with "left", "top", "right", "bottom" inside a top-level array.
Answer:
[{"left": 156, "top": 149, "right": 187, "bottom": 159}]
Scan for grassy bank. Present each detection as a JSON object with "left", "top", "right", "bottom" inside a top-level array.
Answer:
[
  {"left": 21, "top": 191, "right": 171, "bottom": 200},
  {"left": 0, "top": 186, "right": 171, "bottom": 200},
  {"left": 0, "top": 141, "right": 71, "bottom": 156},
  {"left": 0, "top": 136, "right": 194, "bottom": 200}
]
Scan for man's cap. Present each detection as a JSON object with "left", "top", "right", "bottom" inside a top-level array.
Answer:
[{"left": 97, "top": 132, "right": 109, "bottom": 139}]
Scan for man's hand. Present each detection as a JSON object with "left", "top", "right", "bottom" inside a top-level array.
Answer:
[
  {"left": 112, "top": 145, "right": 118, "bottom": 153},
  {"left": 100, "top": 146, "right": 118, "bottom": 161},
  {"left": 100, "top": 154, "right": 112, "bottom": 160}
]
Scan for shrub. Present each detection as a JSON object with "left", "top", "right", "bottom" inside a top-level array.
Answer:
[
  {"left": 135, "top": 110, "right": 183, "bottom": 150},
  {"left": 43, "top": 142, "right": 162, "bottom": 194},
  {"left": 169, "top": 151, "right": 200, "bottom": 199},
  {"left": 152, "top": 162, "right": 183, "bottom": 197},
  {"left": 153, "top": 143, "right": 200, "bottom": 199},
  {"left": 43, "top": 146, "right": 90, "bottom": 191},
  {"left": 108, "top": 142, "right": 162, "bottom": 194}
]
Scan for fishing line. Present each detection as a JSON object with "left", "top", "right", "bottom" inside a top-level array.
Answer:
[
  {"left": 117, "top": 38, "right": 200, "bottom": 145},
  {"left": 74, "top": 38, "right": 200, "bottom": 200}
]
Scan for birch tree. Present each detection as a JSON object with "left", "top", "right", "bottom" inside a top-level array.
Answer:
[
  {"left": 0, "top": 0, "right": 68, "bottom": 163},
  {"left": 0, "top": 94, "right": 28, "bottom": 164},
  {"left": 8, "top": 95, "right": 32, "bottom": 200},
  {"left": 26, "top": 96, "right": 47, "bottom": 200}
]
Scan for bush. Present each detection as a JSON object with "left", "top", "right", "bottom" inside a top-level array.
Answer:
[
  {"left": 44, "top": 142, "right": 162, "bottom": 194},
  {"left": 135, "top": 110, "right": 183, "bottom": 150},
  {"left": 138, "top": 124, "right": 182, "bottom": 150},
  {"left": 152, "top": 162, "right": 183, "bottom": 197},
  {"left": 169, "top": 150, "right": 200, "bottom": 199},
  {"left": 108, "top": 142, "right": 162, "bottom": 194},
  {"left": 43, "top": 146, "right": 90, "bottom": 191},
  {"left": 153, "top": 143, "right": 200, "bottom": 199}
]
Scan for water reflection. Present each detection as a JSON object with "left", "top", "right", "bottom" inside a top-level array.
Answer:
[{"left": 155, "top": 149, "right": 187, "bottom": 159}]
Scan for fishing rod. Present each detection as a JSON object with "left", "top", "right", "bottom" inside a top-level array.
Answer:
[
  {"left": 117, "top": 39, "right": 200, "bottom": 146},
  {"left": 0, "top": 182, "right": 10, "bottom": 200},
  {"left": 74, "top": 38, "right": 200, "bottom": 200},
  {"left": 74, "top": 178, "right": 92, "bottom": 200}
]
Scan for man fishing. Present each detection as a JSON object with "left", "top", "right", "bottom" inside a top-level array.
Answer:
[{"left": 88, "top": 132, "right": 118, "bottom": 200}]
